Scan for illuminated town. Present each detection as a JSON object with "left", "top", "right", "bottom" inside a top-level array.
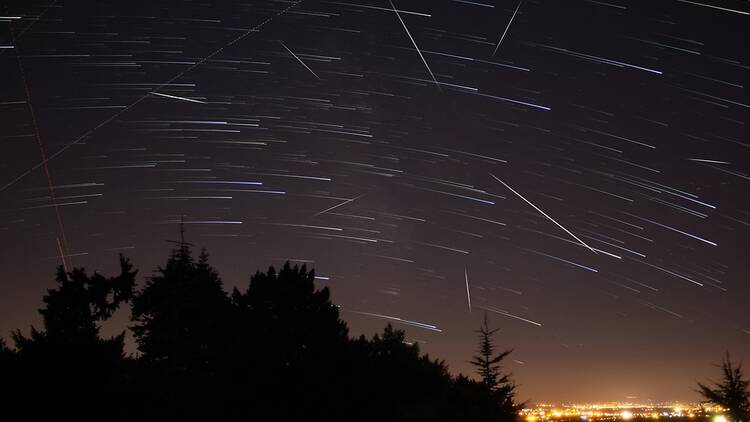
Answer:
[{"left": 521, "top": 403, "right": 729, "bottom": 422}]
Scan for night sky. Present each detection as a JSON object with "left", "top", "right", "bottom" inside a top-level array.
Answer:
[{"left": 1, "top": 0, "right": 748, "bottom": 403}]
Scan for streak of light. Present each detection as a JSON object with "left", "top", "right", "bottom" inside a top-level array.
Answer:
[
  {"left": 637, "top": 299, "right": 684, "bottom": 319},
  {"left": 407, "top": 184, "right": 495, "bottom": 205},
  {"left": 249, "top": 172, "right": 332, "bottom": 181},
  {"left": 365, "top": 254, "right": 415, "bottom": 263},
  {"left": 154, "top": 220, "right": 243, "bottom": 225},
  {"left": 521, "top": 248, "right": 599, "bottom": 273},
  {"left": 0, "top": 0, "right": 304, "bottom": 192},
  {"left": 453, "top": 0, "right": 494, "bottom": 8},
  {"left": 317, "top": 233, "right": 380, "bottom": 243},
  {"left": 520, "top": 226, "right": 622, "bottom": 259},
  {"left": 171, "top": 180, "right": 262, "bottom": 186},
  {"left": 492, "top": 0, "right": 523, "bottom": 57},
  {"left": 314, "top": 194, "right": 363, "bottom": 216},
  {"left": 587, "top": 128, "right": 656, "bottom": 149},
  {"left": 18, "top": 201, "right": 88, "bottom": 211},
  {"left": 470, "top": 91, "right": 551, "bottom": 110},
  {"left": 445, "top": 210, "right": 506, "bottom": 226},
  {"left": 263, "top": 223, "right": 343, "bottom": 231},
  {"left": 327, "top": 1, "right": 432, "bottom": 17},
  {"left": 623, "top": 212, "right": 717, "bottom": 247},
  {"left": 465, "top": 267, "right": 472, "bottom": 312},
  {"left": 206, "top": 189, "right": 287, "bottom": 195},
  {"left": 148, "top": 91, "right": 205, "bottom": 104},
  {"left": 675, "top": 0, "right": 749, "bottom": 15},
  {"left": 11, "top": 24, "right": 72, "bottom": 271},
  {"left": 414, "top": 241, "right": 469, "bottom": 255},
  {"left": 442, "top": 148, "right": 509, "bottom": 163},
  {"left": 626, "top": 257, "right": 703, "bottom": 287},
  {"left": 535, "top": 43, "right": 663, "bottom": 75},
  {"left": 687, "top": 158, "right": 731, "bottom": 165},
  {"left": 56, "top": 238, "right": 69, "bottom": 274},
  {"left": 479, "top": 305, "right": 542, "bottom": 327},
  {"left": 348, "top": 310, "right": 442, "bottom": 332},
  {"left": 490, "top": 173, "right": 598, "bottom": 254},
  {"left": 144, "top": 196, "right": 233, "bottom": 200},
  {"left": 279, "top": 40, "right": 320, "bottom": 79},
  {"left": 389, "top": 0, "right": 442, "bottom": 93},
  {"left": 0, "top": 2, "right": 58, "bottom": 53}
]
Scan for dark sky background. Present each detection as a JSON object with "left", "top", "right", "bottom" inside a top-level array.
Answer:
[{"left": 1, "top": 0, "right": 748, "bottom": 404}]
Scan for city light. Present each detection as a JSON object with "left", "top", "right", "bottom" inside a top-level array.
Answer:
[{"left": 520, "top": 402, "right": 724, "bottom": 422}]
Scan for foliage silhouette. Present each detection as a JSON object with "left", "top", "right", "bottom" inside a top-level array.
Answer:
[
  {"left": 3, "top": 242, "right": 521, "bottom": 422},
  {"left": 6, "top": 255, "right": 137, "bottom": 420},
  {"left": 697, "top": 352, "right": 750, "bottom": 422},
  {"left": 131, "top": 244, "right": 230, "bottom": 372},
  {"left": 469, "top": 311, "right": 524, "bottom": 416}
]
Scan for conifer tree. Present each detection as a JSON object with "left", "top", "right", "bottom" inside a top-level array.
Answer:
[
  {"left": 130, "top": 232, "right": 230, "bottom": 372},
  {"left": 469, "top": 312, "right": 522, "bottom": 418},
  {"left": 697, "top": 353, "right": 750, "bottom": 422}
]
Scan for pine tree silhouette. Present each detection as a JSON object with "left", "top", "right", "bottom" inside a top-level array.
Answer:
[
  {"left": 697, "top": 353, "right": 750, "bottom": 422},
  {"left": 130, "top": 240, "right": 230, "bottom": 372},
  {"left": 469, "top": 312, "right": 523, "bottom": 419}
]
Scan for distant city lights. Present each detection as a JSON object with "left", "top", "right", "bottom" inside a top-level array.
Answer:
[{"left": 521, "top": 403, "right": 727, "bottom": 422}]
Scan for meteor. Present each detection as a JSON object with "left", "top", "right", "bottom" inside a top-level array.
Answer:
[
  {"left": 490, "top": 173, "right": 598, "bottom": 254},
  {"left": 279, "top": 40, "right": 321, "bottom": 79},
  {"left": 389, "top": 0, "right": 442, "bottom": 93},
  {"left": 492, "top": 0, "right": 523, "bottom": 57}
]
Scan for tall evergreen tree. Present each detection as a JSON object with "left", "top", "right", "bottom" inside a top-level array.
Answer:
[
  {"left": 470, "top": 312, "right": 512, "bottom": 389},
  {"left": 469, "top": 312, "right": 522, "bottom": 418},
  {"left": 130, "top": 240, "right": 230, "bottom": 373},
  {"left": 697, "top": 353, "right": 750, "bottom": 422}
]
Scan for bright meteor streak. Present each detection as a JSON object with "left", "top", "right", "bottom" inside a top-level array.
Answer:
[
  {"left": 464, "top": 267, "right": 472, "bottom": 313},
  {"left": 349, "top": 310, "right": 443, "bottom": 332},
  {"left": 314, "top": 195, "right": 363, "bottom": 217},
  {"left": 492, "top": 0, "right": 522, "bottom": 57},
  {"left": 149, "top": 91, "right": 206, "bottom": 104},
  {"left": 389, "top": 0, "right": 442, "bottom": 93},
  {"left": 490, "top": 173, "right": 598, "bottom": 255},
  {"left": 279, "top": 40, "right": 321, "bottom": 80}
]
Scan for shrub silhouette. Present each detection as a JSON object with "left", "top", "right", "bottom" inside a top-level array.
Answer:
[{"left": 3, "top": 241, "right": 521, "bottom": 421}]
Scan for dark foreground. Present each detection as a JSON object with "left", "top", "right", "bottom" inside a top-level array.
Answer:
[{"left": 1, "top": 242, "right": 519, "bottom": 421}]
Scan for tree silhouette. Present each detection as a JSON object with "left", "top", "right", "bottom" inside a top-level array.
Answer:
[
  {"left": 227, "top": 261, "right": 352, "bottom": 420},
  {"left": 128, "top": 239, "right": 234, "bottom": 420},
  {"left": 0, "top": 337, "right": 12, "bottom": 365},
  {"left": 7, "top": 255, "right": 137, "bottom": 419},
  {"left": 231, "top": 261, "right": 349, "bottom": 363},
  {"left": 2, "top": 238, "right": 530, "bottom": 421},
  {"left": 130, "top": 243, "right": 230, "bottom": 373},
  {"left": 469, "top": 312, "right": 522, "bottom": 418},
  {"left": 12, "top": 255, "right": 136, "bottom": 357},
  {"left": 471, "top": 312, "right": 511, "bottom": 388},
  {"left": 361, "top": 324, "right": 457, "bottom": 421},
  {"left": 697, "top": 352, "right": 750, "bottom": 422}
]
